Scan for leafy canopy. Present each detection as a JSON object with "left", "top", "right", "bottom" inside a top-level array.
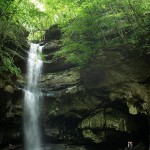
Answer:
[
  {"left": 0, "top": 0, "right": 46, "bottom": 80},
  {"left": 53, "top": 0, "right": 150, "bottom": 66},
  {"left": 0, "top": 0, "right": 150, "bottom": 80}
]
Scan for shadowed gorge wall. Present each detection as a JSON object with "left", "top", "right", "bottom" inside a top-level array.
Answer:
[{"left": 0, "top": 25, "right": 149, "bottom": 150}]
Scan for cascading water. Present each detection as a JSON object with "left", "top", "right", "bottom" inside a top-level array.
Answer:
[{"left": 24, "top": 43, "right": 43, "bottom": 150}]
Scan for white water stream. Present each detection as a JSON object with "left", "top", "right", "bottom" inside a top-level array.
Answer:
[{"left": 24, "top": 43, "right": 43, "bottom": 150}]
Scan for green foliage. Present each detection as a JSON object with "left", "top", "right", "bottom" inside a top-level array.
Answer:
[
  {"left": 13, "top": 0, "right": 46, "bottom": 41},
  {"left": 39, "top": 52, "right": 46, "bottom": 61},
  {"left": 0, "top": 0, "right": 28, "bottom": 79},
  {"left": 0, "top": 0, "right": 51, "bottom": 80},
  {"left": 0, "top": 0, "right": 150, "bottom": 77},
  {"left": 53, "top": 0, "right": 150, "bottom": 66},
  {"left": 0, "top": 51, "right": 21, "bottom": 77}
]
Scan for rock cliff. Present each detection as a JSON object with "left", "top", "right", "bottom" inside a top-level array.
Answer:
[
  {"left": 0, "top": 25, "right": 149, "bottom": 150},
  {"left": 40, "top": 25, "right": 149, "bottom": 149}
]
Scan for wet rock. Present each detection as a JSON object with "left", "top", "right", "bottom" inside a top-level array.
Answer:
[
  {"left": 44, "top": 125, "right": 59, "bottom": 141},
  {"left": 79, "top": 109, "right": 127, "bottom": 131},
  {"left": 78, "top": 107, "right": 138, "bottom": 144},
  {"left": 3, "top": 85, "right": 14, "bottom": 94},
  {"left": 41, "top": 67, "right": 80, "bottom": 92},
  {"left": 133, "top": 142, "right": 146, "bottom": 150},
  {"left": 1, "top": 144, "right": 22, "bottom": 150},
  {"left": 65, "top": 145, "right": 86, "bottom": 150},
  {"left": 44, "top": 24, "right": 61, "bottom": 41},
  {"left": 43, "top": 40, "right": 60, "bottom": 55},
  {"left": 42, "top": 28, "right": 76, "bottom": 73},
  {"left": 82, "top": 130, "right": 104, "bottom": 143},
  {"left": 43, "top": 59, "right": 76, "bottom": 73}
]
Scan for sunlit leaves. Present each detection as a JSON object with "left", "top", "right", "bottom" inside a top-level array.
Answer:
[
  {"left": 41, "top": 0, "right": 80, "bottom": 26},
  {"left": 53, "top": 0, "right": 150, "bottom": 66},
  {"left": 0, "top": 0, "right": 150, "bottom": 74}
]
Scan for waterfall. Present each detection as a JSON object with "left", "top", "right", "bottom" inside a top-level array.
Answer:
[{"left": 24, "top": 43, "right": 43, "bottom": 150}]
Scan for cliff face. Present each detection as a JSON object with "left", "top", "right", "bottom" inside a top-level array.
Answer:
[
  {"left": 79, "top": 50, "right": 150, "bottom": 147},
  {"left": 40, "top": 26, "right": 150, "bottom": 149},
  {"left": 0, "top": 26, "right": 149, "bottom": 150},
  {"left": 0, "top": 25, "right": 28, "bottom": 146}
]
